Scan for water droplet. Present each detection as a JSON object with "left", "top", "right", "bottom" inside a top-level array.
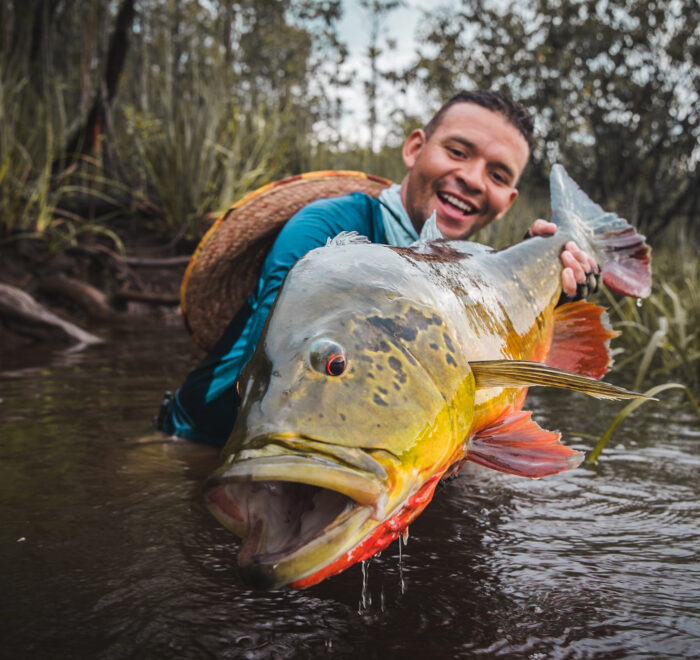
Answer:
[
  {"left": 398, "top": 534, "right": 406, "bottom": 595},
  {"left": 636, "top": 298, "right": 643, "bottom": 308},
  {"left": 401, "top": 526, "right": 409, "bottom": 545},
  {"left": 358, "top": 560, "right": 371, "bottom": 614}
]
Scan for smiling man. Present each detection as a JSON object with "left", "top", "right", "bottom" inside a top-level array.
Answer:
[{"left": 156, "top": 89, "right": 598, "bottom": 446}]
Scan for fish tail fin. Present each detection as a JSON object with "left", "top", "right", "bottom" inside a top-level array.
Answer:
[
  {"left": 550, "top": 164, "right": 652, "bottom": 298},
  {"left": 545, "top": 300, "right": 618, "bottom": 379}
]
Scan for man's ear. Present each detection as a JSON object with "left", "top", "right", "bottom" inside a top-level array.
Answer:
[
  {"left": 402, "top": 129, "right": 426, "bottom": 169},
  {"left": 495, "top": 188, "right": 519, "bottom": 220}
]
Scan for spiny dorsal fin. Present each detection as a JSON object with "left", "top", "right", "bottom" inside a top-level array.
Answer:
[
  {"left": 471, "top": 360, "right": 650, "bottom": 400},
  {"left": 418, "top": 211, "right": 443, "bottom": 242},
  {"left": 325, "top": 231, "right": 371, "bottom": 247}
]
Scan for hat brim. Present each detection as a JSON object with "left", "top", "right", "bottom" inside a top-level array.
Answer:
[{"left": 181, "top": 170, "right": 393, "bottom": 350}]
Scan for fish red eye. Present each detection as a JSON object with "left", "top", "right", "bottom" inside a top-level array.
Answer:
[
  {"left": 309, "top": 338, "right": 347, "bottom": 376},
  {"left": 326, "top": 354, "right": 346, "bottom": 376}
]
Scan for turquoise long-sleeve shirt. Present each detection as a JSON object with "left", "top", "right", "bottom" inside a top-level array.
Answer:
[{"left": 163, "top": 189, "right": 414, "bottom": 445}]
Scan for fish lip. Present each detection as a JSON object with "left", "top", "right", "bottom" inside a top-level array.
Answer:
[
  {"left": 208, "top": 433, "right": 389, "bottom": 496},
  {"left": 204, "top": 454, "right": 385, "bottom": 507}
]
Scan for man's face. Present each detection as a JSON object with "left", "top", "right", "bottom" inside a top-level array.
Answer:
[{"left": 400, "top": 102, "right": 530, "bottom": 240}]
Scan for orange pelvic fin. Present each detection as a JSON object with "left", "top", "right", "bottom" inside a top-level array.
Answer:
[
  {"left": 467, "top": 410, "right": 584, "bottom": 478},
  {"left": 545, "top": 300, "right": 618, "bottom": 379}
]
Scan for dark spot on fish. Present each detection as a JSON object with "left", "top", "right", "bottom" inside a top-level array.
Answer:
[
  {"left": 404, "top": 308, "right": 431, "bottom": 330},
  {"left": 359, "top": 355, "right": 373, "bottom": 363},
  {"left": 373, "top": 394, "right": 388, "bottom": 407},
  {"left": 318, "top": 413, "right": 324, "bottom": 418},
  {"left": 378, "top": 386, "right": 388, "bottom": 395},
  {"left": 377, "top": 365, "right": 383, "bottom": 371},
  {"left": 388, "top": 356, "right": 402, "bottom": 371},
  {"left": 368, "top": 373, "right": 375, "bottom": 379},
  {"left": 368, "top": 316, "right": 418, "bottom": 342},
  {"left": 443, "top": 333, "right": 455, "bottom": 353},
  {"left": 429, "top": 343, "right": 438, "bottom": 350},
  {"left": 446, "top": 353, "right": 457, "bottom": 367},
  {"left": 376, "top": 424, "right": 381, "bottom": 428},
  {"left": 340, "top": 413, "right": 346, "bottom": 421},
  {"left": 393, "top": 382, "right": 400, "bottom": 391},
  {"left": 431, "top": 314, "right": 442, "bottom": 326}
]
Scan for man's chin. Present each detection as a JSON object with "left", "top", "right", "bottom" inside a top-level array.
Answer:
[{"left": 435, "top": 215, "right": 481, "bottom": 241}]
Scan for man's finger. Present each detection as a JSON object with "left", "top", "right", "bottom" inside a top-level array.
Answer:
[
  {"left": 561, "top": 267, "right": 577, "bottom": 296},
  {"left": 561, "top": 250, "right": 587, "bottom": 283},
  {"left": 528, "top": 219, "right": 557, "bottom": 237},
  {"left": 564, "top": 241, "right": 598, "bottom": 273}
]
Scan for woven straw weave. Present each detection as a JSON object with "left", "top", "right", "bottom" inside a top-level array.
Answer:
[{"left": 181, "top": 171, "right": 393, "bottom": 350}]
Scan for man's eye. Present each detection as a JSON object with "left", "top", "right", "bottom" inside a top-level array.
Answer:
[
  {"left": 447, "top": 146, "right": 465, "bottom": 158},
  {"left": 491, "top": 171, "right": 508, "bottom": 184}
]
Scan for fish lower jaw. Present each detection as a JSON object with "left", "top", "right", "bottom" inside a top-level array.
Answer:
[{"left": 205, "top": 479, "right": 376, "bottom": 589}]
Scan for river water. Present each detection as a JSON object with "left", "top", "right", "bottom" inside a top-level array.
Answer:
[{"left": 1, "top": 324, "right": 698, "bottom": 659}]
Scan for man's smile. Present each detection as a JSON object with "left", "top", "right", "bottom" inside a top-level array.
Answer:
[{"left": 437, "top": 190, "right": 479, "bottom": 215}]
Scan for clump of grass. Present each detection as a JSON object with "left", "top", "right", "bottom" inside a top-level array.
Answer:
[{"left": 587, "top": 383, "right": 700, "bottom": 463}]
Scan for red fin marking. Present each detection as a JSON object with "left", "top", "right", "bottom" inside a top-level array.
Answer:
[
  {"left": 545, "top": 300, "right": 618, "bottom": 379},
  {"left": 467, "top": 410, "right": 584, "bottom": 478},
  {"left": 598, "top": 227, "right": 652, "bottom": 298}
]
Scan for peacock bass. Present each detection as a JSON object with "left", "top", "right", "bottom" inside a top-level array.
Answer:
[{"left": 203, "top": 165, "right": 652, "bottom": 589}]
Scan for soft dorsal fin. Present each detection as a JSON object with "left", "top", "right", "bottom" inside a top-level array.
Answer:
[
  {"left": 546, "top": 300, "right": 618, "bottom": 379},
  {"left": 326, "top": 231, "right": 371, "bottom": 247},
  {"left": 471, "top": 360, "right": 648, "bottom": 400},
  {"left": 468, "top": 410, "right": 584, "bottom": 478},
  {"left": 418, "top": 211, "right": 443, "bottom": 242}
]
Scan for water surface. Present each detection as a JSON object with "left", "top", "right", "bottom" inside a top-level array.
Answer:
[{"left": 2, "top": 326, "right": 698, "bottom": 658}]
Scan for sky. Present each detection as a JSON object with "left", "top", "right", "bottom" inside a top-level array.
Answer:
[{"left": 334, "top": 0, "right": 440, "bottom": 147}]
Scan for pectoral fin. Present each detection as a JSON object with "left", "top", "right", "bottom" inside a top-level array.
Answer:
[
  {"left": 468, "top": 410, "right": 584, "bottom": 478},
  {"left": 471, "top": 360, "right": 649, "bottom": 400}
]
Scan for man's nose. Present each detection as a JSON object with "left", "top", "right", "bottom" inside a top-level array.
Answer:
[{"left": 456, "top": 159, "right": 486, "bottom": 194}]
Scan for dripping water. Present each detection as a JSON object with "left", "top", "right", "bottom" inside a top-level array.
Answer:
[{"left": 358, "top": 560, "right": 371, "bottom": 614}]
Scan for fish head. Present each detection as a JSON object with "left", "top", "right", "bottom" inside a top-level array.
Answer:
[{"left": 203, "top": 242, "right": 476, "bottom": 588}]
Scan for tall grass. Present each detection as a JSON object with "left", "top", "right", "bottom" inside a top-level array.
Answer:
[{"left": 118, "top": 83, "right": 282, "bottom": 240}]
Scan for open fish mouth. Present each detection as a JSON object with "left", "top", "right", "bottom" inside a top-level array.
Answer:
[{"left": 203, "top": 441, "right": 389, "bottom": 588}]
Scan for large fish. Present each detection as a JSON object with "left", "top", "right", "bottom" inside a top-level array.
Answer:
[{"left": 203, "top": 165, "right": 651, "bottom": 589}]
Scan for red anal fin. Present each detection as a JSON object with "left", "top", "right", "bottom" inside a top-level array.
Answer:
[
  {"left": 467, "top": 410, "right": 584, "bottom": 478},
  {"left": 546, "top": 300, "right": 618, "bottom": 379}
]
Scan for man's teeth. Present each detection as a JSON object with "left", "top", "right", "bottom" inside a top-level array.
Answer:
[{"left": 440, "top": 192, "right": 476, "bottom": 214}]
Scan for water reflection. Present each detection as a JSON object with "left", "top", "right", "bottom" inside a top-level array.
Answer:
[{"left": 1, "top": 326, "right": 698, "bottom": 658}]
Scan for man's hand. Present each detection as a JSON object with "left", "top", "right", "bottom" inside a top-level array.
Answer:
[{"left": 528, "top": 219, "right": 600, "bottom": 298}]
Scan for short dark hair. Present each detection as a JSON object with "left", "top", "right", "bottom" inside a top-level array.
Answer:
[{"left": 424, "top": 90, "right": 534, "bottom": 149}]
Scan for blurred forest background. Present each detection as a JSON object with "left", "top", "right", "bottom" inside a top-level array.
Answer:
[{"left": 0, "top": 0, "right": 698, "bottom": 389}]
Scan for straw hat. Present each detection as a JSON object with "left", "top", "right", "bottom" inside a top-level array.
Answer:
[{"left": 181, "top": 170, "right": 393, "bottom": 350}]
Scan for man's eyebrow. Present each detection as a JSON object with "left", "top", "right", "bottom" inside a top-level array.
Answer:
[{"left": 445, "top": 136, "right": 516, "bottom": 182}]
